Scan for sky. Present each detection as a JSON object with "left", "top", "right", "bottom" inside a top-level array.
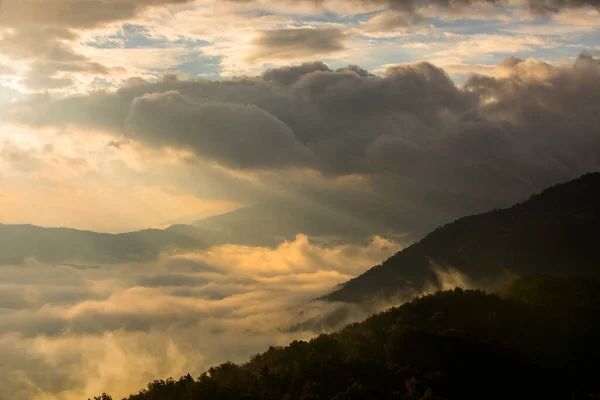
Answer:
[
  {"left": 0, "top": 0, "right": 599, "bottom": 233},
  {"left": 0, "top": 1, "right": 599, "bottom": 399}
]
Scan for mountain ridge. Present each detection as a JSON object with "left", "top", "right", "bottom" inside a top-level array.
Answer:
[
  {"left": 0, "top": 223, "right": 200, "bottom": 264},
  {"left": 324, "top": 172, "right": 600, "bottom": 303}
]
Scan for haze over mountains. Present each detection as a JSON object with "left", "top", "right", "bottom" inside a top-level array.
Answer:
[
  {"left": 2, "top": 171, "right": 600, "bottom": 400},
  {"left": 0, "top": 200, "right": 393, "bottom": 265},
  {"left": 2, "top": 172, "right": 599, "bottom": 299},
  {"left": 175, "top": 198, "right": 399, "bottom": 247},
  {"left": 0, "top": 224, "right": 199, "bottom": 265}
]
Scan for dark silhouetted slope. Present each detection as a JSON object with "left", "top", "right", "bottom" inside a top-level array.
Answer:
[
  {"left": 95, "top": 275, "right": 600, "bottom": 400},
  {"left": 325, "top": 172, "right": 600, "bottom": 303}
]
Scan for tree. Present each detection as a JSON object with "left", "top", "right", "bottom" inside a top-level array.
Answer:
[{"left": 89, "top": 394, "right": 112, "bottom": 400}]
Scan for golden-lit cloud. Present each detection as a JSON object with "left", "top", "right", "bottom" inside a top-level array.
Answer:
[
  {"left": 0, "top": 235, "right": 401, "bottom": 400},
  {"left": 0, "top": 184, "right": 239, "bottom": 232},
  {"left": 0, "top": 123, "right": 240, "bottom": 232},
  {"left": 0, "top": 0, "right": 596, "bottom": 91}
]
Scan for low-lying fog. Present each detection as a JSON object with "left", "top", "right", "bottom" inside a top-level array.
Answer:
[{"left": 0, "top": 235, "right": 401, "bottom": 400}]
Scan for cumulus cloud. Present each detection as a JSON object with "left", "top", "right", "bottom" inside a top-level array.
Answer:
[
  {"left": 0, "top": 235, "right": 400, "bottom": 400},
  {"left": 7, "top": 61, "right": 471, "bottom": 175},
  {"left": 125, "top": 91, "right": 313, "bottom": 168},
  {"left": 5, "top": 53, "right": 600, "bottom": 237},
  {"left": 262, "top": 61, "right": 333, "bottom": 85}
]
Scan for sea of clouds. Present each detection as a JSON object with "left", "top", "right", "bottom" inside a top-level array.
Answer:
[{"left": 0, "top": 234, "right": 402, "bottom": 400}]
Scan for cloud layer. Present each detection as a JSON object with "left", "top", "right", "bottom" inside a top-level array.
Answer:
[
  {"left": 0, "top": 235, "right": 399, "bottom": 400},
  {"left": 0, "top": 0, "right": 597, "bottom": 93}
]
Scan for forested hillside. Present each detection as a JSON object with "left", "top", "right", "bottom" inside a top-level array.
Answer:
[
  {"left": 325, "top": 172, "right": 600, "bottom": 303},
  {"left": 91, "top": 275, "right": 600, "bottom": 400}
]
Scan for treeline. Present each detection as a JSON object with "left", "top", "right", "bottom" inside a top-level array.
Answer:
[{"left": 91, "top": 276, "right": 600, "bottom": 400}]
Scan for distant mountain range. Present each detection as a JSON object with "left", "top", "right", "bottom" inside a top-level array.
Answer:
[
  {"left": 2, "top": 172, "right": 599, "bottom": 290},
  {"left": 0, "top": 197, "right": 397, "bottom": 265},
  {"left": 324, "top": 172, "right": 600, "bottom": 303},
  {"left": 177, "top": 198, "right": 396, "bottom": 246},
  {"left": 0, "top": 224, "right": 199, "bottom": 265}
]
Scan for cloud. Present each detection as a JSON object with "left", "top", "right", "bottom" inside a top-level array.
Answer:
[
  {"left": 0, "top": 0, "right": 194, "bottom": 29},
  {"left": 0, "top": 235, "right": 400, "bottom": 400},
  {"left": 0, "top": 27, "right": 122, "bottom": 90},
  {"left": 360, "top": 0, "right": 600, "bottom": 14},
  {"left": 358, "top": 10, "right": 427, "bottom": 37},
  {"left": 262, "top": 61, "right": 333, "bottom": 85},
  {"left": 465, "top": 53, "right": 600, "bottom": 130},
  {"left": 0, "top": 132, "right": 242, "bottom": 232},
  {"left": 0, "top": 0, "right": 597, "bottom": 93},
  {"left": 6, "top": 61, "right": 471, "bottom": 175},
  {"left": 434, "top": 63, "right": 499, "bottom": 76},
  {"left": 0, "top": 64, "right": 16, "bottom": 76},
  {"left": 125, "top": 90, "right": 314, "bottom": 168},
  {"left": 4, "top": 52, "right": 600, "bottom": 237},
  {"left": 0, "top": 1, "right": 201, "bottom": 92},
  {"left": 433, "top": 34, "right": 553, "bottom": 60},
  {"left": 246, "top": 28, "right": 348, "bottom": 64},
  {"left": 0, "top": 0, "right": 596, "bottom": 33}
]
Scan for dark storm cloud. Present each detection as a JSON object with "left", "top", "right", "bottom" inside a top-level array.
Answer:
[
  {"left": 247, "top": 29, "right": 347, "bottom": 63},
  {"left": 7, "top": 61, "right": 473, "bottom": 173},
  {"left": 335, "top": 65, "right": 374, "bottom": 77},
  {"left": 125, "top": 91, "right": 313, "bottom": 168},
  {"left": 6, "top": 53, "right": 600, "bottom": 235}
]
